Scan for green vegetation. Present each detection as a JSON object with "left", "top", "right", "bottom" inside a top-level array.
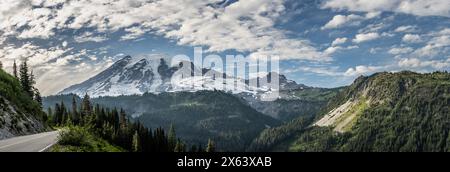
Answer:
[
  {"left": 50, "top": 126, "right": 123, "bottom": 152},
  {"left": 0, "top": 66, "right": 47, "bottom": 137},
  {"left": 279, "top": 71, "right": 450, "bottom": 152},
  {"left": 0, "top": 68, "right": 46, "bottom": 122},
  {"left": 287, "top": 87, "right": 343, "bottom": 102},
  {"left": 44, "top": 90, "right": 279, "bottom": 151},
  {"left": 247, "top": 116, "right": 313, "bottom": 151},
  {"left": 47, "top": 94, "right": 202, "bottom": 152},
  {"left": 333, "top": 97, "right": 368, "bottom": 132}
]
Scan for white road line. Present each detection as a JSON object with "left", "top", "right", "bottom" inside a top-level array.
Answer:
[{"left": 38, "top": 141, "right": 57, "bottom": 152}]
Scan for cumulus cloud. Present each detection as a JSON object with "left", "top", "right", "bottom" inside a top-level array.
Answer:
[
  {"left": 398, "top": 58, "right": 450, "bottom": 69},
  {"left": 402, "top": 34, "right": 422, "bottom": 43},
  {"left": 324, "top": 45, "right": 358, "bottom": 55},
  {"left": 321, "top": 14, "right": 365, "bottom": 30},
  {"left": 74, "top": 32, "right": 108, "bottom": 43},
  {"left": 411, "top": 28, "right": 450, "bottom": 58},
  {"left": 344, "top": 65, "right": 385, "bottom": 76},
  {"left": 353, "top": 32, "right": 380, "bottom": 43},
  {"left": 331, "top": 37, "right": 348, "bottom": 46},
  {"left": 0, "top": 0, "right": 328, "bottom": 61},
  {"left": 395, "top": 25, "right": 418, "bottom": 33},
  {"left": 388, "top": 47, "right": 414, "bottom": 55},
  {"left": 322, "top": 0, "right": 450, "bottom": 17}
]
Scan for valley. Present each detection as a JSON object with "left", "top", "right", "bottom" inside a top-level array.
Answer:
[{"left": 42, "top": 55, "right": 450, "bottom": 152}]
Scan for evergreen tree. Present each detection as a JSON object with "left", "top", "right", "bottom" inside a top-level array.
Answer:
[
  {"left": 174, "top": 139, "right": 186, "bottom": 152},
  {"left": 132, "top": 131, "right": 141, "bottom": 152},
  {"left": 119, "top": 108, "right": 127, "bottom": 130},
  {"left": 47, "top": 107, "right": 53, "bottom": 117},
  {"left": 0, "top": 60, "right": 3, "bottom": 69},
  {"left": 71, "top": 96, "right": 78, "bottom": 125},
  {"left": 29, "top": 70, "right": 36, "bottom": 87},
  {"left": 12, "top": 60, "right": 17, "bottom": 78},
  {"left": 81, "top": 93, "right": 92, "bottom": 124},
  {"left": 60, "top": 101, "right": 67, "bottom": 124},
  {"left": 206, "top": 139, "right": 215, "bottom": 152},
  {"left": 19, "top": 60, "right": 33, "bottom": 96},
  {"left": 168, "top": 124, "right": 177, "bottom": 151},
  {"left": 54, "top": 103, "right": 62, "bottom": 125},
  {"left": 34, "top": 88, "right": 42, "bottom": 108}
]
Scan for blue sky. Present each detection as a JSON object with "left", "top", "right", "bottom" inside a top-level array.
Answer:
[{"left": 0, "top": 0, "right": 449, "bottom": 95}]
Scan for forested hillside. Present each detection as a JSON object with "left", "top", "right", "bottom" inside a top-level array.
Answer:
[
  {"left": 0, "top": 64, "right": 47, "bottom": 139},
  {"left": 268, "top": 71, "right": 450, "bottom": 152},
  {"left": 44, "top": 91, "right": 280, "bottom": 151}
]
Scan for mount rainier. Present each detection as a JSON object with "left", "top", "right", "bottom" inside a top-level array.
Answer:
[{"left": 58, "top": 55, "right": 305, "bottom": 98}]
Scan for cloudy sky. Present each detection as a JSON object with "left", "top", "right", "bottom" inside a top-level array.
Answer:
[{"left": 0, "top": 0, "right": 449, "bottom": 95}]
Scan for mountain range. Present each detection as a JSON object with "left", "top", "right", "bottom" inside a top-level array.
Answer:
[
  {"left": 47, "top": 55, "right": 450, "bottom": 152},
  {"left": 250, "top": 71, "right": 450, "bottom": 152},
  {"left": 59, "top": 55, "right": 303, "bottom": 99}
]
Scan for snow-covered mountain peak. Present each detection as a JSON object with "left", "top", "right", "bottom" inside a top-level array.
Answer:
[{"left": 59, "top": 55, "right": 306, "bottom": 99}]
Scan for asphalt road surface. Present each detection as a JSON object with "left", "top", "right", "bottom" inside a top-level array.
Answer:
[{"left": 0, "top": 131, "right": 59, "bottom": 152}]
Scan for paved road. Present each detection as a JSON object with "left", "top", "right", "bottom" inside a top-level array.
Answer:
[{"left": 0, "top": 131, "right": 59, "bottom": 152}]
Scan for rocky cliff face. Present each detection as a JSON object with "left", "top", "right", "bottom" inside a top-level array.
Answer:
[{"left": 0, "top": 96, "right": 45, "bottom": 139}]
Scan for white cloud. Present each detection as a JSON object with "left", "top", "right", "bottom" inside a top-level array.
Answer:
[
  {"left": 322, "top": 0, "right": 450, "bottom": 17},
  {"left": 388, "top": 47, "right": 414, "bottom": 55},
  {"left": 36, "top": 59, "right": 114, "bottom": 95},
  {"left": 369, "top": 47, "right": 382, "bottom": 54},
  {"left": 0, "top": 0, "right": 328, "bottom": 61},
  {"left": 402, "top": 34, "right": 422, "bottom": 43},
  {"left": 321, "top": 14, "right": 365, "bottom": 30},
  {"left": 359, "top": 23, "right": 387, "bottom": 33},
  {"left": 353, "top": 32, "right": 380, "bottom": 43},
  {"left": 74, "top": 32, "right": 107, "bottom": 43},
  {"left": 398, "top": 58, "right": 450, "bottom": 69},
  {"left": 344, "top": 65, "right": 384, "bottom": 76},
  {"left": 324, "top": 45, "right": 358, "bottom": 55},
  {"left": 324, "top": 46, "right": 342, "bottom": 55},
  {"left": 331, "top": 37, "right": 348, "bottom": 46},
  {"left": 411, "top": 28, "right": 450, "bottom": 58},
  {"left": 395, "top": 25, "right": 418, "bottom": 33},
  {"left": 365, "top": 11, "right": 381, "bottom": 19},
  {"left": 0, "top": 43, "right": 69, "bottom": 66},
  {"left": 121, "top": 26, "right": 148, "bottom": 41}
]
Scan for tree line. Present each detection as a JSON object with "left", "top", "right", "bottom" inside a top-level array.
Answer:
[{"left": 48, "top": 94, "right": 216, "bottom": 152}]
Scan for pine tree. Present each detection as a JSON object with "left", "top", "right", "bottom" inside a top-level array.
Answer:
[
  {"left": 0, "top": 60, "right": 3, "bottom": 69},
  {"left": 174, "top": 139, "right": 185, "bottom": 152},
  {"left": 29, "top": 70, "right": 36, "bottom": 86},
  {"left": 12, "top": 60, "right": 18, "bottom": 78},
  {"left": 119, "top": 108, "right": 127, "bottom": 130},
  {"left": 206, "top": 139, "right": 215, "bottom": 152},
  {"left": 168, "top": 124, "right": 177, "bottom": 151},
  {"left": 34, "top": 88, "right": 42, "bottom": 108},
  {"left": 132, "top": 131, "right": 141, "bottom": 152},
  {"left": 60, "top": 101, "right": 67, "bottom": 125},
  {"left": 19, "top": 60, "right": 33, "bottom": 96},
  {"left": 81, "top": 93, "right": 92, "bottom": 125},
  {"left": 72, "top": 96, "right": 78, "bottom": 125},
  {"left": 54, "top": 103, "right": 61, "bottom": 125},
  {"left": 47, "top": 107, "right": 53, "bottom": 116}
]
